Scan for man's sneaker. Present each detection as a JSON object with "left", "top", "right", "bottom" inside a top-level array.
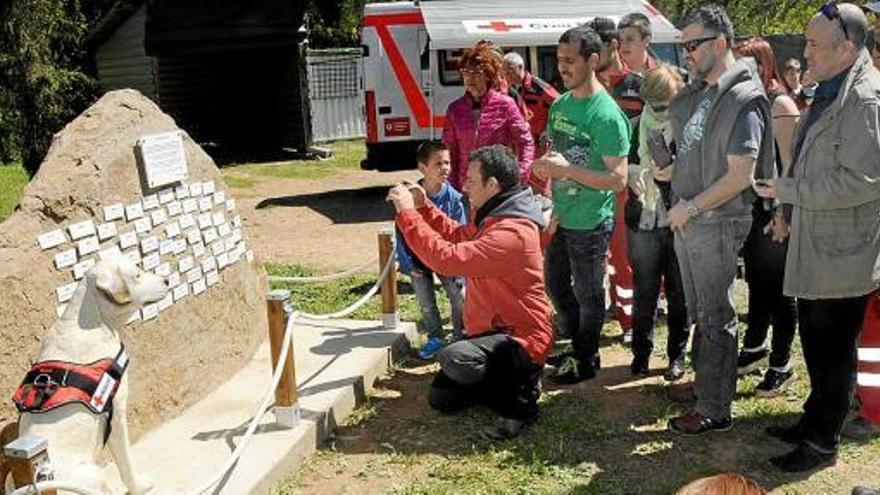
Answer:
[
  {"left": 622, "top": 330, "right": 633, "bottom": 345},
  {"left": 664, "top": 358, "right": 686, "bottom": 382},
  {"left": 668, "top": 409, "right": 732, "bottom": 435},
  {"left": 769, "top": 443, "right": 836, "bottom": 473},
  {"left": 417, "top": 337, "right": 445, "bottom": 360},
  {"left": 481, "top": 417, "right": 526, "bottom": 441},
  {"left": 755, "top": 368, "right": 795, "bottom": 397},
  {"left": 853, "top": 486, "right": 880, "bottom": 495},
  {"left": 737, "top": 347, "right": 769, "bottom": 376},
  {"left": 545, "top": 349, "right": 573, "bottom": 368},
  {"left": 842, "top": 416, "right": 880, "bottom": 441},
  {"left": 549, "top": 356, "right": 597, "bottom": 385}
]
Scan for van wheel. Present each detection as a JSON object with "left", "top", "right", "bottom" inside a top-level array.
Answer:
[{"left": 363, "top": 141, "right": 426, "bottom": 171}]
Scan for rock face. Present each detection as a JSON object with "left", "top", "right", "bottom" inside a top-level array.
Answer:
[{"left": 0, "top": 89, "right": 266, "bottom": 438}]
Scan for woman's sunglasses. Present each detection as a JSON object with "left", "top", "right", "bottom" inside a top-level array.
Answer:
[{"left": 650, "top": 103, "right": 670, "bottom": 113}]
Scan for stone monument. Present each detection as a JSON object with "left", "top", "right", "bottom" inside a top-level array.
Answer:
[{"left": 0, "top": 89, "right": 266, "bottom": 438}]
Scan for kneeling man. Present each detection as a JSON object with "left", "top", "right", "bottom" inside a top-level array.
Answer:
[{"left": 388, "top": 145, "right": 554, "bottom": 440}]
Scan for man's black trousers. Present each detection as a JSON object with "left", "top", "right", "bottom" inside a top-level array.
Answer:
[{"left": 429, "top": 332, "right": 542, "bottom": 421}]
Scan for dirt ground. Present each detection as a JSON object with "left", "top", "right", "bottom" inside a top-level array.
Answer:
[{"left": 231, "top": 167, "right": 419, "bottom": 270}]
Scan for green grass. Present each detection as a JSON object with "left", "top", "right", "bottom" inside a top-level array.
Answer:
[
  {"left": 273, "top": 269, "right": 880, "bottom": 495},
  {"left": 266, "top": 262, "right": 455, "bottom": 345},
  {"left": 221, "top": 140, "right": 366, "bottom": 187},
  {"left": 0, "top": 162, "right": 28, "bottom": 222}
]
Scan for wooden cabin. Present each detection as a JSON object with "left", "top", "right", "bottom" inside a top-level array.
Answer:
[{"left": 88, "top": 0, "right": 312, "bottom": 160}]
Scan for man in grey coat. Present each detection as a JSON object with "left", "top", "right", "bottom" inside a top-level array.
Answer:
[{"left": 756, "top": 2, "right": 880, "bottom": 474}]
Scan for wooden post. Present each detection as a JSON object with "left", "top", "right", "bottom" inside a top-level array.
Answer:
[
  {"left": 267, "top": 290, "right": 299, "bottom": 428},
  {"left": 4, "top": 435, "right": 55, "bottom": 494},
  {"left": 379, "top": 227, "right": 399, "bottom": 329}
]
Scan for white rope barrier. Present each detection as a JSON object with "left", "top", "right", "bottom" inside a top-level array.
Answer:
[
  {"left": 189, "top": 240, "right": 396, "bottom": 493},
  {"left": 191, "top": 236, "right": 396, "bottom": 493},
  {"left": 6, "top": 234, "right": 396, "bottom": 495},
  {"left": 189, "top": 308, "right": 301, "bottom": 495},
  {"left": 10, "top": 481, "right": 101, "bottom": 495},
  {"left": 297, "top": 250, "right": 395, "bottom": 321},
  {"left": 266, "top": 257, "right": 376, "bottom": 283}
]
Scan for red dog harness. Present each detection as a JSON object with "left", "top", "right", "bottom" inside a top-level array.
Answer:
[{"left": 12, "top": 346, "right": 128, "bottom": 417}]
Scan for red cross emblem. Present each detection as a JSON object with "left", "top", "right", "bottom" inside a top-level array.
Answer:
[
  {"left": 93, "top": 395, "right": 105, "bottom": 408},
  {"left": 477, "top": 21, "right": 523, "bottom": 32}
]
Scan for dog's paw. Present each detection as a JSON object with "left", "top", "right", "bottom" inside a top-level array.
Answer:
[{"left": 128, "top": 476, "right": 155, "bottom": 495}]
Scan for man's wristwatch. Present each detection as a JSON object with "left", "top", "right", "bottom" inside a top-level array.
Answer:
[{"left": 685, "top": 200, "right": 700, "bottom": 218}]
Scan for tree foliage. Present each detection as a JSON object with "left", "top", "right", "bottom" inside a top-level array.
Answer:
[
  {"left": 307, "top": 0, "right": 366, "bottom": 49},
  {"left": 652, "top": 0, "right": 816, "bottom": 37},
  {"left": 0, "top": 0, "right": 100, "bottom": 175}
]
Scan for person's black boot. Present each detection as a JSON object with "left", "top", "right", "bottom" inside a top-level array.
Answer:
[
  {"left": 769, "top": 443, "right": 836, "bottom": 473},
  {"left": 481, "top": 417, "right": 525, "bottom": 441},
  {"left": 631, "top": 355, "right": 650, "bottom": 376},
  {"left": 765, "top": 423, "right": 802, "bottom": 444}
]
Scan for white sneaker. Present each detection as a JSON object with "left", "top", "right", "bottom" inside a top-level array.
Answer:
[{"left": 622, "top": 330, "right": 633, "bottom": 345}]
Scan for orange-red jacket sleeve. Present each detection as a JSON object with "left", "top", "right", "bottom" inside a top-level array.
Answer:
[{"left": 396, "top": 208, "right": 523, "bottom": 278}]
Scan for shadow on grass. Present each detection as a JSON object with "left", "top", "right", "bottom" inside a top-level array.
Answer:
[
  {"left": 320, "top": 357, "right": 815, "bottom": 494},
  {"left": 255, "top": 185, "right": 395, "bottom": 224}
]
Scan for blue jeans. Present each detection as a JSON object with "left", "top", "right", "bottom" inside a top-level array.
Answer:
[
  {"left": 627, "top": 226, "right": 690, "bottom": 364},
  {"left": 674, "top": 217, "right": 751, "bottom": 420},
  {"left": 545, "top": 219, "right": 614, "bottom": 367},
  {"left": 410, "top": 269, "right": 464, "bottom": 340}
]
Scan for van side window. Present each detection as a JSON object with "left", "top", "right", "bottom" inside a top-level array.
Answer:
[
  {"left": 439, "top": 49, "right": 464, "bottom": 86},
  {"left": 537, "top": 46, "right": 565, "bottom": 92}
]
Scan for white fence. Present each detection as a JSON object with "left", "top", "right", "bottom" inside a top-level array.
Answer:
[{"left": 307, "top": 48, "right": 365, "bottom": 142}]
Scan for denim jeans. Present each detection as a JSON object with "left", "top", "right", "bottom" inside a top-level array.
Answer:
[
  {"left": 411, "top": 269, "right": 464, "bottom": 340},
  {"left": 674, "top": 217, "right": 751, "bottom": 420},
  {"left": 429, "top": 332, "right": 542, "bottom": 420},
  {"left": 545, "top": 219, "right": 614, "bottom": 368},
  {"left": 742, "top": 218, "right": 797, "bottom": 369},
  {"left": 626, "top": 226, "right": 689, "bottom": 364}
]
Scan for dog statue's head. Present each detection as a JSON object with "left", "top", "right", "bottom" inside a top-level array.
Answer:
[{"left": 87, "top": 256, "right": 168, "bottom": 329}]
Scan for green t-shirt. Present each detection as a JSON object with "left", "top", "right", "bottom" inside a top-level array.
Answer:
[{"left": 548, "top": 90, "right": 631, "bottom": 230}]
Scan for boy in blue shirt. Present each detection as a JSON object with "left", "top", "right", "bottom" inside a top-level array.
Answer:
[{"left": 395, "top": 141, "right": 466, "bottom": 359}]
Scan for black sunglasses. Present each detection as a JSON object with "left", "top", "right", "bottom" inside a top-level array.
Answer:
[
  {"left": 681, "top": 35, "right": 719, "bottom": 53},
  {"left": 819, "top": 1, "right": 850, "bottom": 40},
  {"left": 650, "top": 103, "right": 670, "bottom": 113}
]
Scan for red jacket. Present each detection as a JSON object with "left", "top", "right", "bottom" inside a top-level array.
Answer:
[
  {"left": 442, "top": 90, "right": 535, "bottom": 191},
  {"left": 518, "top": 72, "right": 559, "bottom": 142},
  {"left": 395, "top": 188, "right": 554, "bottom": 364}
]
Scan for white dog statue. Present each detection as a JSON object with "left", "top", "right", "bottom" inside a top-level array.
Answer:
[{"left": 11, "top": 257, "right": 167, "bottom": 494}]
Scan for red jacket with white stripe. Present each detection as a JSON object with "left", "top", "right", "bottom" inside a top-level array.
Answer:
[
  {"left": 395, "top": 188, "right": 553, "bottom": 364},
  {"left": 442, "top": 90, "right": 535, "bottom": 191}
]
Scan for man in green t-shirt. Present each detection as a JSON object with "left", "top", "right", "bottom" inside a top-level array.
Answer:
[{"left": 533, "top": 25, "right": 631, "bottom": 384}]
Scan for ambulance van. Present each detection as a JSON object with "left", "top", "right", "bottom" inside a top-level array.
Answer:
[{"left": 360, "top": 0, "right": 682, "bottom": 170}]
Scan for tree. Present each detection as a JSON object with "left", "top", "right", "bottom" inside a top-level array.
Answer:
[
  {"left": 653, "top": 0, "right": 815, "bottom": 37},
  {"left": 0, "top": 0, "right": 99, "bottom": 175},
  {"left": 307, "top": 0, "right": 365, "bottom": 49}
]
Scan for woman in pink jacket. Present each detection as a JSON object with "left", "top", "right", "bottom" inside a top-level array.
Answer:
[{"left": 442, "top": 41, "right": 535, "bottom": 193}]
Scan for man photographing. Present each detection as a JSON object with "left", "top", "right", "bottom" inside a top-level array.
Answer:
[{"left": 388, "top": 144, "right": 553, "bottom": 441}]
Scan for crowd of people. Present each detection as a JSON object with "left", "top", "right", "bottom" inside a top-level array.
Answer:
[{"left": 388, "top": 1, "right": 880, "bottom": 492}]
